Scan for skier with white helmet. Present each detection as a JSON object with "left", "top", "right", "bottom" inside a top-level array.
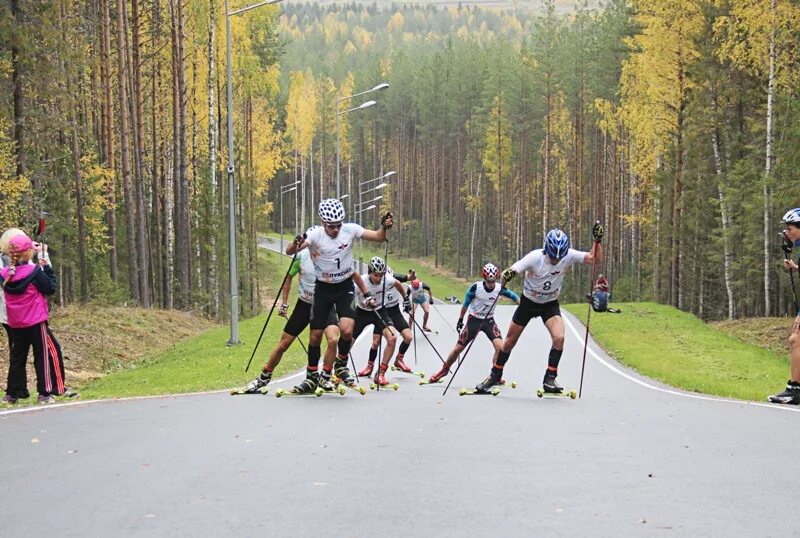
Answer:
[
  {"left": 357, "top": 261, "right": 416, "bottom": 379},
  {"left": 769, "top": 208, "right": 800, "bottom": 404},
  {"left": 286, "top": 198, "right": 393, "bottom": 394},
  {"left": 423, "top": 263, "right": 519, "bottom": 384},
  {"left": 473, "top": 224, "right": 603, "bottom": 394},
  {"left": 351, "top": 256, "right": 409, "bottom": 386}
]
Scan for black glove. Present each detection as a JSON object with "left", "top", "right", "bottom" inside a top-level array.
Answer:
[
  {"left": 592, "top": 222, "right": 604, "bottom": 243},
  {"left": 381, "top": 211, "right": 394, "bottom": 230},
  {"left": 782, "top": 232, "right": 794, "bottom": 254},
  {"left": 456, "top": 318, "right": 464, "bottom": 332},
  {"left": 279, "top": 303, "right": 289, "bottom": 317},
  {"left": 403, "top": 297, "right": 411, "bottom": 313},
  {"left": 293, "top": 232, "right": 307, "bottom": 246},
  {"left": 501, "top": 268, "right": 516, "bottom": 284}
]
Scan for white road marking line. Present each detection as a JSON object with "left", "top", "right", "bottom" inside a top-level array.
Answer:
[{"left": 562, "top": 311, "right": 800, "bottom": 414}]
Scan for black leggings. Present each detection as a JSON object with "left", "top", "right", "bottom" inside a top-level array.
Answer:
[{"left": 6, "top": 322, "right": 65, "bottom": 397}]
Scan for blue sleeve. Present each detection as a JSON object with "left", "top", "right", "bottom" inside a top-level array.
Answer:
[
  {"left": 463, "top": 283, "right": 477, "bottom": 306},
  {"left": 501, "top": 288, "right": 519, "bottom": 302}
]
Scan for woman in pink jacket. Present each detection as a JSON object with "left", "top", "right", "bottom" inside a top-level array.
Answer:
[{"left": 1, "top": 233, "right": 65, "bottom": 404}]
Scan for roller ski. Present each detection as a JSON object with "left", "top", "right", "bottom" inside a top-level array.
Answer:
[
  {"left": 357, "top": 361, "right": 375, "bottom": 378},
  {"left": 230, "top": 377, "right": 270, "bottom": 395},
  {"left": 369, "top": 369, "right": 399, "bottom": 391},
  {"left": 537, "top": 372, "right": 575, "bottom": 399},
  {"left": 459, "top": 387, "right": 500, "bottom": 396},
  {"left": 331, "top": 363, "right": 365, "bottom": 394},
  {"left": 420, "top": 367, "right": 448, "bottom": 385},
  {"left": 319, "top": 372, "right": 348, "bottom": 395},
  {"left": 768, "top": 381, "right": 800, "bottom": 405},
  {"left": 422, "top": 326, "right": 438, "bottom": 335},
  {"left": 275, "top": 374, "right": 326, "bottom": 398},
  {"left": 391, "top": 358, "right": 424, "bottom": 378}
]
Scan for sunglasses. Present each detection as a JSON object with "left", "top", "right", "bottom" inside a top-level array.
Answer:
[{"left": 325, "top": 222, "right": 343, "bottom": 230}]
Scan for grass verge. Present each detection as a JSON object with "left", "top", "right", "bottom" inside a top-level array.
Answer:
[
  {"left": 77, "top": 248, "right": 308, "bottom": 399},
  {"left": 561, "top": 302, "right": 789, "bottom": 402}
]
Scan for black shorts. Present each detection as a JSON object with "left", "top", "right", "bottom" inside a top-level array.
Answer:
[
  {"left": 311, "top": 279, "right": 356, "bottom": 330},
  {"left": 457, "top": 315, "right": 502, "bottom": 346},
  {"left": 374, "top": 305, "right": 409, "bottom": 334},
  {"left": 284, "top": 299, "right": 338, "bottom": 337},
  {"left": 354, "top": 307, "right": 393, "bottom": 340},
  {"left": 512, "top": 296, "right": 561, "bottom": 327}
]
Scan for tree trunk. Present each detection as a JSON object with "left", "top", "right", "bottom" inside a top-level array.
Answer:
[
  {"left": 99, "top": 0, "right": 118, "bottom": 282},
  {"left": 763, "top": 0, "right": 777, "bottom": 316},
  {"left": 116, "top": 0, "right": 141, "bottom": 304},
  {"left": 207, "top": 0, "right": 219, "bottom": 317},
  {"left": 712, "top": 94, "right": 735, "bottom": 319}
]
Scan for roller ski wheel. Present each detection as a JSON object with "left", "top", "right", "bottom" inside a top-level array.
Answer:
[
  {"left": 459, "top": 388, "right": 500, "bottom": 396},
  {"left": 337, "top": 382, "right": 367, "bottom": 395},
  {"left": 369, "top": 383, "right": 399, "bottom": 391},
  {"left": 390, "top": 366, "right": 425, "bottom": 378},
  {"left": 536, "top": 388, "right": 577, "bottom": 399},
  {"left": 230, "top": 385, "right": 270, "bottom": 396},
  {"left": 498, "top": 379, "right": 518, "bottom": 389}
]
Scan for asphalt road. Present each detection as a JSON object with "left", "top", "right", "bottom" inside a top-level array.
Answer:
[{"left": 1, "top": 305, "right": 798, "bottom": 537}]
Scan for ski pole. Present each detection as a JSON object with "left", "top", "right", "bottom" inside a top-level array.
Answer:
[
  {"left": 578, "top": 229, "right": 601, "bottom": 398},
  {"left": 245, "top": 251, "right": 298, "bottom": 372},
  {"left": 781, "top": 232, "right": 799, "bottom": 313},
  {"left": 442, "top": 288, "right": 504, "bottom": 396},
  {"left": 431, "top": 302, "right": 457, "bottom": 333},
  {"left": 408, "top": 314, "right": 449, "bottom": 367}
]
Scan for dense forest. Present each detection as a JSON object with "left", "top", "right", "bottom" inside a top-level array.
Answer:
[{"left": 0, "top": 0, "right": 798, "bottom": 321}]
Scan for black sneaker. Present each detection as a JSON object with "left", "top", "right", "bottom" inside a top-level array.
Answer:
[
  {"left": 768, "top": 381, "right": 800, "bottom": 405},
  {"left": 542, "top": 372, "right": 563, "bottom": 394},
  {"left": 62, "top": 387, "right": 80, "bottom": 399},
  {"left": 475, "top": 372, "right": 501, "bottom": 394}
]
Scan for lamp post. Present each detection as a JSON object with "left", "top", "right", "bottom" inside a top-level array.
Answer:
[
  {"left": 224, "top": 0, "right": 283, "bottom": 345},
  {"left": 279, "top": 181, "right": 300, "bottom": 254},
  {"left": 335, "top": 82, "right": 389, "bottom": 201},
  {"left": 355, "top": 170, "right": 395, "bottom": 271}
]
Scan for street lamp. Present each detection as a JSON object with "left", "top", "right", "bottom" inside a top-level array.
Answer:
[
  {"left": 279, "top": 181, "right": 300, "bottom": 254},
  {"left": 335, "top": 82, "right": 389, "bottom": 200},
  {"left": 224, "top": 0, "right": 283, "bottom": 345},
  {"left": 355, "top": 170, "right": 395, "bottom": 271}
]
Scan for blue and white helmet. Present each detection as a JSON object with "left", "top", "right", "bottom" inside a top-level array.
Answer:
[
  {"left": 318, "top": 198, "right": 345, "bottom": 223},
  {"left": 782, "top": 208, "right": 800, "bottom": 224},
  {"left": 543, "top": 228, "right": 570, "bottom": 260}
]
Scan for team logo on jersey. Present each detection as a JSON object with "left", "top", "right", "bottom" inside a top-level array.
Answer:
[
  {"left": 550, "top": 271, "right": 561, "bottom": 276},
  {"left": 337, "top": 243, "right": 349, "bottom": 250}
]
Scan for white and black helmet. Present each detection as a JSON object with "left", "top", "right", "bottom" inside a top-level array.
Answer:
[
  {"left": 318, "top": 198, "right": 345, "bottom": 223},
  {"left": 482, "top": 263, "right": 499, "bottom": 282},
  {"left": 783, "top": 208, "right": 800, "bottom": 224},
  {"left": 368, "top": 256, "right": 386, "bottom": 273}
]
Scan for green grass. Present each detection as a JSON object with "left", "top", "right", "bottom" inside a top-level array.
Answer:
[
  {"left": 561, "top": 302, "right": 789, "bottom": 401},
  {"left": 77, "top": 248, "right": 308, "bottom": 399}
]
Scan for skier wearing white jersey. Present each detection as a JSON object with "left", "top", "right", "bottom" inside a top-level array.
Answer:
[
  {"left": 769, "top": 208, "right": 800, "bottom": 405},
  {"left": 358, "top": 263, "right": 416, "bottom": 378},
  {"left": 239, "top": 247, "right": 340, "bottom": 393},
  {"left": 286, "top": 198, "right": 393, "bottom": 394},
  {"left": 474, "top": 224, "right": 603, "bottom": 394},
  {"left": 351, "top": 257, "right": 408, "bottom": 386},
  {"left": 424, "top": 263, "right": 519, "bottom": 384}
]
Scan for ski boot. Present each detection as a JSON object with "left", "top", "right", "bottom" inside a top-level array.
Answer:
[
  {"left": 334, "top": 365, "right": 358, "bottom": 388},
  {"left": 427, "top": 367, "right": 448, "bottom": 384},
  {"left": 290, "top": 371, "right": 319, "bottom": 394},
  {"left": 243, "top": 375, "right": 270, "bottom": 394},
  {"left": 542, "top": 371, "right": 563, "bottom": 394},
  {"left": 393, "top": 358, "right": 413, "bottom": 373},
  {"left": 474, "top": 372, "right": 502, "bottom": 394},
  {"left": 318, "top": 371, "right": 337, "bottom": 392},
  {"left": 357, "top": 361, "right": 375, "bottom": 378},
  {"left": 768, "top": 381, "right": 800, "bottom": 405},
  {"left": 374, "top": 365, "right": 390, "bottom": 387}
]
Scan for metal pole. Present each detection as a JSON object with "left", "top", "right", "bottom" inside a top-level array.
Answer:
[
  {"left": 336, "top": 105, "right": 341, "bottom": 198},
  {"left": 225, "top": 0, "right": 239, "bottom": 345}
]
